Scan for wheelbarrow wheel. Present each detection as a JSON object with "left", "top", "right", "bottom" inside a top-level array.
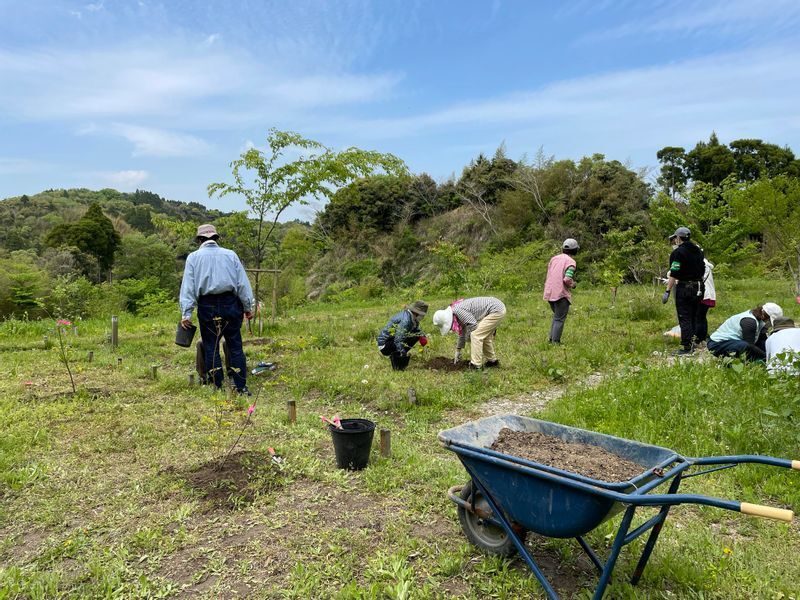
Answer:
[{"left": 457, "top": 480, "right": 523, "bottom": 557}]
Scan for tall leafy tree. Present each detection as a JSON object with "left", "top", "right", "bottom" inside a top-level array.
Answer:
[
  {"left": 656, "top": 146, "right": 687, "bottom": 200},
  {"left": 44, "top": 202, "right": 121, "bottom": 281},
  {"left": 685, "top": 132, "right": 736, "bottom": 186},
  {"left": 208, "top": 128, "right": 407, "bottom": 305}
]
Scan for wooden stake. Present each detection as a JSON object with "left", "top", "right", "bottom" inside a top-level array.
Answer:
[
  {"left": 117, "top": 357, "right": 122, "bottom": 367},
  {"left": 151, "top": 365, "right": 158, "bottom": 380},
  {"left": 271, "top": 269, "right": 278, "bottom": 326},
  {"left": 189, "top": 373, "right": 195, "bottom": 385},
  {"left": 111, "top": 315, "right": 119, "bottom": 349},
  {"left": 287, "top": 400, "right": 297, "bottom": 423},
  {"left": 87, "top": 351, "right": 94, "bottom": 363},
  {"left": 407, "top": 387, "right": 417, "bottom": 405},
  {"left": 380, "top": 429, "right": 391, "bottom": 458}
]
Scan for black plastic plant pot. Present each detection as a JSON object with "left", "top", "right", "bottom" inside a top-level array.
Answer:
[
  {"left": 175, "top": 322, "right": 197, "bottom": 347},
  {"left": 330, "top": 418, "right": 376, "bottom": 470},
  {"left": 390, "top": 354, "right": 410, "bottom": 371}
]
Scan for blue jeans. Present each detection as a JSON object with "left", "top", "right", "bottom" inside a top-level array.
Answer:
[
  {"left": 197, "top": 293, "right": 247, "bottom": 390},
  {"left": 707, "top": 338, "right": 765, "bottom": 361}
]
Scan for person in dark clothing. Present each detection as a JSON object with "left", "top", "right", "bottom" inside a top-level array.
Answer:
[
  {"left": 377, "top": 301, "right": 428, "bottom": 370},
  {"left": 708, "top": 303, "right": 783, "bottom": 361},
  {"left": 661, "top": 227, "right": 705, "bottom": 355}
]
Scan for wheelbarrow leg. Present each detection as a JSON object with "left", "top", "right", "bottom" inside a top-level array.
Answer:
[
  {"left": 592, "top": 505, "right": 636, "bottom": 600},
  {"left": 630, "top": 473, "right": 683, "bottom": 585},
  {"left": 575, "top": 536, "right": 604, "bottom": 574},
  {"left": 465, "top": 467, "right": 559, "bottom": 600}
]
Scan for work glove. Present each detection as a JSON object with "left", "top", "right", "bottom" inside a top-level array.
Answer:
[
  {"left": 419, "top": 335, "right": 428, "bottom": 347},
  {"left": 454, "top": 349, "right": 462, "bottom": 365},
  {"left": 661, "top": 290, "right": 671, "bottom": 304}
]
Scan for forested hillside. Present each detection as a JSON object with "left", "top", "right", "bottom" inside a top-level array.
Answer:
[{"left": 1, "top": 133, "right": 799, "bottom": 321}]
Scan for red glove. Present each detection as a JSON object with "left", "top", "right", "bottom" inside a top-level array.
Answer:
[{"left": 419, "top": 336, "right": 428, "bottom": 346}]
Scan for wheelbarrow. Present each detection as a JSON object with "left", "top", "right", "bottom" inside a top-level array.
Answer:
[{"left": 439, "top": 415, "right": 799, "bottom": 600}]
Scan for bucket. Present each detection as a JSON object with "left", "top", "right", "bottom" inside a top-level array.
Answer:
[
  {"left": 330, "top": 418, "right": 376, "bottom": 470},
  {"left": 390, "top": 353, "right": 410, "bottom": 371},
  {"left": 175, "top": 322, "right": 197, "bottom": 347}
]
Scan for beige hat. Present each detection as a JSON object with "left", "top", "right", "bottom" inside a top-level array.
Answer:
[{"left": 196, "top": 224, "right": 218, "bottom": 238}]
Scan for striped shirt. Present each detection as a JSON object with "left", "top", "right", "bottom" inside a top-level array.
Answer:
[{"left": 453, "top": 297, "right": 506, "bottom": 349}]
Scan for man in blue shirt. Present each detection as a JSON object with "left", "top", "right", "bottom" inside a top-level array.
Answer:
[{"left": 179, "top": 224, "right": 254, "bottom": 394}]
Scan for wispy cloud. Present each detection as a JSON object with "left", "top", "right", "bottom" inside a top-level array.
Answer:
[
  {"left": 582, "top": 0, "right": 800, "bottom": 41},
  {"left": 309, "top": 45, "right": 800, "bottom": 163},
  {"left": 0, "top": 42, "right": 399, "bottom": 125},
  {"left": 110, "top": 124, "right": 211, "bottom": 157},
  {"left": 101, "top": 169, "right": 148, "bottom": 188}
]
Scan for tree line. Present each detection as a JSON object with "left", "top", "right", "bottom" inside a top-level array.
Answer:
[{"left": 1, "top": 131, "right": 798, "bottom": 320}]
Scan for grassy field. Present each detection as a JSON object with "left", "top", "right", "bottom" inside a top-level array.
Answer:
[{"left": 1, "top": 279, "right": 799, "bottom": 599}]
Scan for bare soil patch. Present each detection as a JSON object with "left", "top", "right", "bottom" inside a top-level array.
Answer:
[
  {"left": 490, "top": 428, "right": 644, "bottom": 482},
  {"left": 423, "top": 356, "right": 471, "bottom": 371},
  {"left": 176, "top": 451, "right": 285, "bottom": 509}
]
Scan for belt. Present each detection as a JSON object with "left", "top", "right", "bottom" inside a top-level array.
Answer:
[
  {"left": 677, "top": 280, "right": 701, "bottom": 285},
  {"left": 199, "top": 291, "right": 236, "bottom": 299}
]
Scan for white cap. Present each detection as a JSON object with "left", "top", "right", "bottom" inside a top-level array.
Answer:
[
  {"left": 762, "top": 302, "right": 783, "bottom": 325},
  {"left": 432, "top": 307, "right": 453, "bottom": 335}
]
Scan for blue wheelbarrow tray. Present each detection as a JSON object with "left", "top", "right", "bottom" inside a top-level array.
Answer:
[{"left": 439, "top": 414, "right": 798, "bottom": 600}]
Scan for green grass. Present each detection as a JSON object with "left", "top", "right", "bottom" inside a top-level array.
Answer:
[{"left": 1, "top": 280, "right": 799, "bottom": 599}]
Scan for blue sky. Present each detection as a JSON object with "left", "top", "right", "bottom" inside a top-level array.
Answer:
[{"left": 2, "top": 0, "right": 800, "bottom": 221}]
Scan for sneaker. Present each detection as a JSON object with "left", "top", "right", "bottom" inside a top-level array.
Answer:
[
  {"left": 237, "top": 386, "right": 252, "bottom": 396},
  {"left": 672, "top": 347, "right": 694, "bottom": 356},
  {"left": 467, "top": 363, "right": 482, "bottom": 370},
  {"left": 485, "top": 359, "right": 500, "bottom": 368}
]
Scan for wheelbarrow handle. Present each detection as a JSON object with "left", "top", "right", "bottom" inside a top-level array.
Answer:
[
  {"left": 740, "top": 502, "right": 794, "bottom": 523},
  {"left": 691, "top": 454, "right": 800, "bottom": 470},
  {"left": 794, "top": 460, "right": 800, "bottom": 471}
]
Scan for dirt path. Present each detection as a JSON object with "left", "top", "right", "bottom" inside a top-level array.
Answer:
[{"left": 462, "top": 371, "right": 604, "bottom": 420}]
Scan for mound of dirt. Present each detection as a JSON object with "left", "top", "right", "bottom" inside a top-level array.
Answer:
[
  {"left": 423, "top": 357, "right": 472, "bottom": 371},
  {"left": 490, "top": 428, "right": 645, "bottom": 482},
  {"left": 179, "top": 450, "right": 284, "bottom": 509}
]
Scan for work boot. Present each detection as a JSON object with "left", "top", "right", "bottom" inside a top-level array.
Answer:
[
  {"left": 485, "top": 359, "right": 500, "bottom": 368},
  {"left": 237, "top": 386, "right": 252, "bottom": 396}
]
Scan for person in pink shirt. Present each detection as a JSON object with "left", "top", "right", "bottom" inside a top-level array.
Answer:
[{"left": 543, "top": 238, "right": 579, "bottom": 343}]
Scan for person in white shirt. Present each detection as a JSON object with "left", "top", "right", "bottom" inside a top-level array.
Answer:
[{"left": 765, "top": 317, "right": 800, "bottom": 375}]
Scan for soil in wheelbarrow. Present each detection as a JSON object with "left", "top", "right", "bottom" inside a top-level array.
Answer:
[
  {"left": 490, "top": 428, "right": 645, "bottom": 482},
  {"left": 424, "top": 356, "right": 471, "bottom": 371}
]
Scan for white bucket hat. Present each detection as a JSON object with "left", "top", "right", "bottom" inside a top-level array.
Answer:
[
  {"left": 432, "top": 307, "right": 453, "bottom": 335},
  {"left": 762, "top": 302, "right": 783, "bottom": 325}
]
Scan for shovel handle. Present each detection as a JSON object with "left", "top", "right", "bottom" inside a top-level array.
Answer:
[
  {"left": 793, "top": 460, "right": 800, "bottom": 470},
  {"left": 740, "top": 502, "right": 794, "bottom": 523}
]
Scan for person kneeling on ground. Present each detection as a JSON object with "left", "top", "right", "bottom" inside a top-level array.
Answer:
[
  {"left": 707, "top": 302, "right": 783, "bottom": 361},
  {"left": 765, "top": 317, "right": 800, "bottom": 375},
  {"left": 377, "top": 301, "right": 428, "bottom": 371},
  {"left": 432, "top": 296, "right": 506, "bottom": 370}
]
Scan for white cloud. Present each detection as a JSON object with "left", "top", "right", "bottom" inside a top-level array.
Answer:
[
  {"left": 101, "top": 169, "right": 149, "bottom": 188},
  {"left": 310, "top": 45, "right": 800, "bottom": 161},
  {"left": 583, "top": 0, "right": 800, "bottom": 41},
  {"left": 0, "top": 41, "right": 399, "bottom": 126},
  {"left": 110, "top": 124, "right": 211, "bottom": 157}
]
